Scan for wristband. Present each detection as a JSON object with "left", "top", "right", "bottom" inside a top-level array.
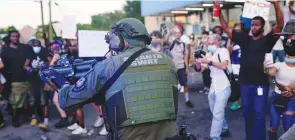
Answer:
[{"left": 208, "top": 61, "right": 213, "bottom": 66}]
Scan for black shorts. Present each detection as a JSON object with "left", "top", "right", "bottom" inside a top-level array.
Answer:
[{"left": 177, "top": 68, "right": 187, "bottom": 86}]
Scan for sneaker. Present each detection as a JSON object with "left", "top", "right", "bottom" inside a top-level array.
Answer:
[
  {"left": 67, "top": 123, "right": 79, "bottom": 131},
  {"left": 221, "top": 129, "right": 231, "bottom": 137},
  {"left": 30, "top": 118, "right": 37, "bottom": 126},
  {"left": 39, "top": 123, "right": 48, "bottom": 132},
  {"left": 99, "top": 125, "right": 108, "bottom": 136},
  {"left": 94, "top": 117, "right": 104, "bottom": 127},
  {"left": 54, "top": 118, "right": 69, "bottom": 128},
  {"left": 178, "top": 84, "right": 181, "bottom": 90},
  {"left": 180, "top": 86, "right": 184, "bottom": 93},
  {"left": 72, "top": 126, "right": 87, "bottom": 135},
  {"left": 185, "top": 101, "right": 194, "bottom": 108},
  {"left": 230, "top": 102, "right": 241, "bottom": 111}
]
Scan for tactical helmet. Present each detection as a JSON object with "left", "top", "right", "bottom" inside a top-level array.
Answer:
[{"left": 111, "top": 18, "right": 151, "bottom": 45}]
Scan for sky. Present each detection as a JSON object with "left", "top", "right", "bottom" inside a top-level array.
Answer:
[{"left": 0, "top": 0, "right": 126, "bottom": 29}]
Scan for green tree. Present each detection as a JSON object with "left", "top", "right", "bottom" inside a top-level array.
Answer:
[
  {"left": 77, "top": 24, "right": 98, "bottom": 30},
  {"left": 123, "top": 0, "right": 143, "bottom": 23},
  {"left": 91, "top": 10, "right": 126, "bottom": 30},
  {"left": 0, "top": 26, "right": 18, "bottom": 34}
]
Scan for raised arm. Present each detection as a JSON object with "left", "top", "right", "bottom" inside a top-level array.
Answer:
[
  {"left": 271, "top": 1, "right": 284, "bottom": 33},
  {"left": 217, "top": 3, "right": 232, "bottom": 38}
]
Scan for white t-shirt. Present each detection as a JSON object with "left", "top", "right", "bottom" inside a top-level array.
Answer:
[
  {"left": 208, "top": 48, "right": 232, "bottom": 93},
  {"left": 181, "top": 35, "right": 190, "bottom": 45},
  {"left": 273, "top": 39, "right": 284, "bottom": 51},
  {"left": 274, "top": 62, "right": 295, "bottom": 94}
]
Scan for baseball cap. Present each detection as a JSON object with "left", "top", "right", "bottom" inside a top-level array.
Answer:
[{"left": 274, "top": 19, "right": 295, "bottom": 36}]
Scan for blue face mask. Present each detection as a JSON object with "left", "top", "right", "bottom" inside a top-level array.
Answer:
[
  {"left": 285, "top": 57, "right": 295, "bottom": 64},
  {"left": 208, "top": 45, "right": 217, "bottom": 53}
]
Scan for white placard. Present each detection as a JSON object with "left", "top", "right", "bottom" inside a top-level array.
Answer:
[
  {"left": 62, "top": 15, "right": 77, "bottom": 39},
  {"left": 242, "top": 0, "right": 271, "bottom": 21},
  {"left": 78, "top": 30, "right": 109, "bottom": 57},
  {"left": 53, "top": 22, "right": 62, "bottom": 37}
]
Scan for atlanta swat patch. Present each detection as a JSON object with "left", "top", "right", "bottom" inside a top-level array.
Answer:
[{"left": 72, "top": 77, "right": 87, "bottom": 92}]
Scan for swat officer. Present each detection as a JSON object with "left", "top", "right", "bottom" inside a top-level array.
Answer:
[{"left": 58, "top": 18, "right": 180, "bottom": 140}]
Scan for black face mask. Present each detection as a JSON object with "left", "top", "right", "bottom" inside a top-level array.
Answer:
[{"left": 252, "top": 28, "right": 264, "bottom": 37}]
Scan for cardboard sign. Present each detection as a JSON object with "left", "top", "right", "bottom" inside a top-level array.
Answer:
[
  {"left": 62, "top": 15, "right": 77, "bottom": 39},
  {"left": 78, "top": 30, "right": 109, "bottom": 57},
  {"left": 242, "top": 0, "right": 271, "bottom": 20}
]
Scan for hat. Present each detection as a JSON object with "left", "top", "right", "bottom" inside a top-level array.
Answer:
[{"left": 274, "top": 19, "right": 295, "bottom": 36}]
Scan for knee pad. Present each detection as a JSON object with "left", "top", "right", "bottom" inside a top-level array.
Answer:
[{"left": 283, "top": 114, "right": 295, "bottom": 132}]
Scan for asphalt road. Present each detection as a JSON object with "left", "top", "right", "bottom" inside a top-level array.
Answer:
[{"left": 0, "top": 71, "right": 285, "bottom": 140}]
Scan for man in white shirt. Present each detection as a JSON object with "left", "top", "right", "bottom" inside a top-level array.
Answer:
[{"left": 195, "top": 34, "right": 232, "bottom": 140}]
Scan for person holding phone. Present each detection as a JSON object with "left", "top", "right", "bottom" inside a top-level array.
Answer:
[{"left": 268, "top": 19, "right": 295, "bottom": 140}]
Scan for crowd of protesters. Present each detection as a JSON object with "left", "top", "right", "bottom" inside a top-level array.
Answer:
[
  {"left": 1, "top": 1, "right": 295, "bottom": 140},
  {"left": 0, "top": 31, "right": 108, "bottom": 135}
]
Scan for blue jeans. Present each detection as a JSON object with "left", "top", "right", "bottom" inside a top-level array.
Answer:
[
  {"left": 270, "top": 92, "right": 295, "bottom": 132},
  {"left": 272, "top": 50, "right": 285, "bottom": 62},
  {"left": 240, "top": 84, "right": 269, "bottom": 140},
  {"left": 208, "top": 87, "right": 231, "bottom": 140}
]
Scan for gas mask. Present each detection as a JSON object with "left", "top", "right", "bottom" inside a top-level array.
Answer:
[{"left": 105, "top": 32, "right": 122, "bottom": 57}]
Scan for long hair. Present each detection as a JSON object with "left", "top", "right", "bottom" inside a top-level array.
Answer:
[{"left": 6, "top": 30, "right": 20, "bottom": 45}]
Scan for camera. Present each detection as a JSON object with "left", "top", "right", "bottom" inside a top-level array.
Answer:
[{"left": 194, "top": 50, "right": 206, "bottom": 58}]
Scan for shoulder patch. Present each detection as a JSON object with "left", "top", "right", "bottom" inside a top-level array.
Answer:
[{"left": 72, "top": 76, "right": 87, "bottom": 92}]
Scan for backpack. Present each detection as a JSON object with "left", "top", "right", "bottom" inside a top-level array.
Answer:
[{"left": 169, "top": 40, "right": 186, "bottom": 55}]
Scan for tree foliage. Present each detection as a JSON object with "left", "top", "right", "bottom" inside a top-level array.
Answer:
[
  {"left": 0, "top": 26, "right": 18, "bottom": 34},
  {"left": 124, "top": 0, "right": 143, "bottom": 23},
  {"left": 91, "top": 10, "right": 126, "bottom": 30}
]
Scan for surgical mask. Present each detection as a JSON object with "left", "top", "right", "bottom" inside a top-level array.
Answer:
[
  {"left": 208, "top": 45, "right": 217, "bottom": 53},
  {"left": 33, "top": 46, "right": 41, "bottom": 54},
  {"left": 285, "top": 57, "right": 295, "bottom": 64}
]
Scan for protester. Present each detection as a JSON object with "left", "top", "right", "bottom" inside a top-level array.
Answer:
[
  {"left": 272, "top": 23, "right": 285, "bottom": 62},
  {"left": 0, "top": 30, "right": 34, "bottom": 127},
  {"left": 198, "top": 31, "right": 211, "bottom": 94},
  {"left": 188, "top": 33, "right": 197, "bottom": 65},
  {"left": 47, "top": 41, "right": 70, "bottom": 129},
  {"left": 27, "top": 39, "right": 51, "bottom": 127},
  {"left": 213, "top": 26, "right": 228, "bottom": 48},
  {"left": 195, "top": 34, "right": 232, "bottom": 140},
  {"left": 167, "top": 27, "right": 194, "bottom": 107},
  {"left": 150, "top": 30, "right": 173, "bottom": 58},
  {"left": 227, "top": 23, "right": 242, "bottom": 110},
  {"left": 264, "top": 40, "right": 295, "bottom": 139},
  {"left": 216, "top": 1, "right": 284, "bottom": 139},
  {"left": 270, "top": 19, "right": 295, "bottom": 140},
  {"left": 0, "top": 57, "right": 5, "bottom": 129}
]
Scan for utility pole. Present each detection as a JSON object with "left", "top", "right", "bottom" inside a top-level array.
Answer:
[
  {"left": 39, "top": 0, "right": 48, "bottom": 46},
  {"left": 48, "top": 0, "right": 53, "bottom": 42}
]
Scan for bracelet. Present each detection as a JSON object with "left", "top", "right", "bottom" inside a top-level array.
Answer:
[{"left": 208, "top": 61, "right": 213, "bottom": 66}]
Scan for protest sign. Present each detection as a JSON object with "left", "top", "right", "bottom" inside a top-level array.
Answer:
[
  {"left": 62, "top": 15, "right": 77, "bottom": 39},
  {"left": 78, "top": 30, "right": 109, "bottom": 57},
  {"left": 242, "top": 0, "right": 271, "bottom": 20},
  {"left": 19, "top": 25, "right": 36, "bottom": 44},
  {"left": 53, "top": 22, "right": 62, "bottom": 37}
]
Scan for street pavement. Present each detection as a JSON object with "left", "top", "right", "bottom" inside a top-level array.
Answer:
[{"left": 0, "top": 71, "right": 285, "bottom": 140}]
